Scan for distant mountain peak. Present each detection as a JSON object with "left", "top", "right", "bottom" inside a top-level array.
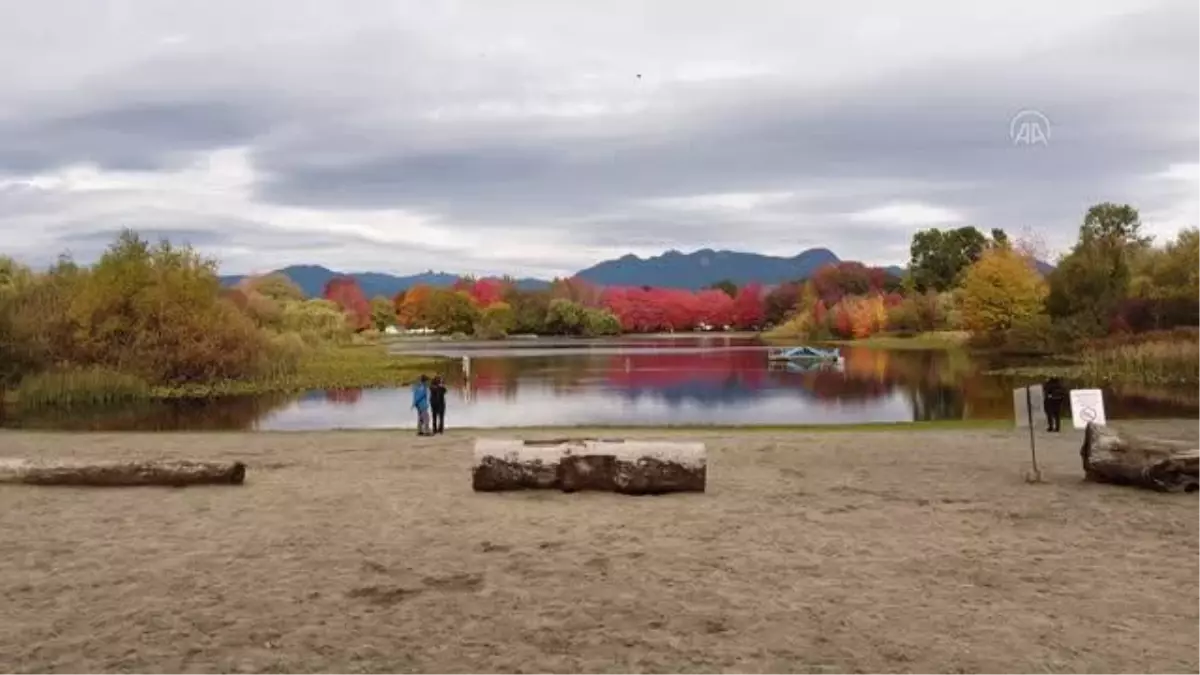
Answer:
[{"left": 218, "top": 245, "right": 930, "bottom": 296}]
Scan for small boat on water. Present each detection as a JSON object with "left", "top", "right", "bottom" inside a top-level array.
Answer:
[{"left": 766, "top": 345, "right": 842, "bottom": 362}]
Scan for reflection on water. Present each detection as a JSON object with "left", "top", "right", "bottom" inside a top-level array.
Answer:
[{"left": 3, "top": 337, "right": 1196, "bottom": 431}]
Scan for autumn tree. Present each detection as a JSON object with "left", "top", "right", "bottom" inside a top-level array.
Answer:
[
  {"left": 731, "top": 284, "right": 765, "bottom": 329},
  {"left": 239, "top": 273, "right": 305, "bottom": 302},
  {"left": 549, "top": 277, "right": 602, "bottom": 307},
  {"left": 280, "top": 299, "right": 353, "bottom": 345},
  {"left": 545, "top": 298, "right": 588, "bottom": 335},
  {"left": 369, "top": 295, "right": 395, "bottom": 331},
  {"left": 694, "top": 289, "right": 735, "bottom": 328},
  {"left": 66, "top": 230, "right": 272, "bottom": 383},
  {"left": 475, "top": 301, "right": 516, "bottom": 339},
  {"left": 322, "top": 276, "right": 371, "bottom": 332},
  {"left": 958, "top": 246, "right": 1048, "bottom": 335},
  {"left": 907, "top": 226, "right": 993, "bottom": 293},
  {"left": 503, "top": 286, "right": 551, "bottom": 334},
  {"left": 396, "top": 284, "right": 433, "bottom": 327},
  {"left": 1046, "top": 203, "right": 1150, "bottom": 334},
  {"left": 763, "top": 282, "right": 801, "bottom": 326},
  {"left": 583, "top": 308, "right": 622, "bottom": 336},
  {"left": 424, "top": 288, "right": 480, "bottom": 334}
]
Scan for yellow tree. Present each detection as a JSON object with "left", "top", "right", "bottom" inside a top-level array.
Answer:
[{"left": 958, "top": 246, "right": 1048, "bottom": 335}]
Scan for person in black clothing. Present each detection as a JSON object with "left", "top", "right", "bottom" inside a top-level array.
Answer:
[
  {"left": 1043, "top": 377, "right": 1066, "bottom": 432},
  {"left": 430, "top": 375, "right": 448, "bottom": 434}
]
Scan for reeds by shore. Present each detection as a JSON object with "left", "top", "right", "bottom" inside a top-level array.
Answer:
[{"left": 5, "top": 347, "right": 444, "bottom": 408}]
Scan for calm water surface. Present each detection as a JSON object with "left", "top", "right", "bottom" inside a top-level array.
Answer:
[{"left": 3, "top": 336, "right": 1195, "bottom": 431}]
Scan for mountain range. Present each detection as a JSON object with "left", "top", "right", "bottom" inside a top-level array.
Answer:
[{"left": 218, "top": 248, "right": 908, "bottom": 298}]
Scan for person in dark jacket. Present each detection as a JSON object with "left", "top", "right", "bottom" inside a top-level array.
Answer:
[
  {"left": 430, "top": 375, "right": 448, "bottom": 435},
  {"left": 1043, "top": 377, "right": 1067, "bottom": 432}
]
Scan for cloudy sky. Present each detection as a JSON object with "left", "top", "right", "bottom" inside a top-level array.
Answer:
[{"left": 0, "top": 0, "right": 1195, "bottom": 278}]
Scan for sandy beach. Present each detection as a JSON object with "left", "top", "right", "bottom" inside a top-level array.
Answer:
[{"left": 1, "top": 421, "right": 1196, "bottom": 673}]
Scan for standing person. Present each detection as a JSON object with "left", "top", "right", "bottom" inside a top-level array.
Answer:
[
  {"left": 412, "top": 374, "right": 431, "bottom": 436},
  {"left": 430, "top": 375, "right": 447, "bottom": 434},
  {"left": 1043, "top": 377, "right": 1067, "bottom": 432}
]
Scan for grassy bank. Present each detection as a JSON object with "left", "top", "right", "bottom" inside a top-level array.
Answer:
[
  {"left": 762, "top": 329, "right": 970, "bottom": 350},
  {"left": 989, "top": 329, "right": 1199, "bottom": 386},
  {"left": 826, "top": 330, "right": 971, "bottom": 350},
  {"left": 5, "top": 346, "right": 445, "bottom": 408}
]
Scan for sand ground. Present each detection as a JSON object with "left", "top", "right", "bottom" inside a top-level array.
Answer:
[{"left": 0, "top": 421, "right": 1197, "bottom": 674}]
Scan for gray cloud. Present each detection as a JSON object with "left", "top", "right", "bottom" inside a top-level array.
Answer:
[{"left": 0, "top": 0, "right": 1194, "bottom": 275}]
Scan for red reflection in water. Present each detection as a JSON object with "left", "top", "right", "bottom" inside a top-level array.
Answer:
[{"left": 604, "top": 350, "right": 767, "bottom": 388}]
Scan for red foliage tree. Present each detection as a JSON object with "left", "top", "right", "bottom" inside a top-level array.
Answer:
[
  {"left": 731, "top": 283, "right": 765, "bottom": 329},
  {"left": 763, "top": 282, "right": 801, "bottom": 325},
  {"left": 694, "top": 289, "right": 735, "bottom": 328},
  {"left": 455, "top": 277, "right": 508, "bottom": 307},
  {"left": 601, "top": 284, "right": 765, "bottom": 333},
  {"left": 812, "top": 300, "right": 828, "bottom": 328},
  {"left": 830, "top": 302, "right": 854, "bottom": 338},
  {"left": 322, "top": 276, "right": 371, "bottom": 331},
  {"left": 810, "top": 262, "right": 899, "bottom": 306}
]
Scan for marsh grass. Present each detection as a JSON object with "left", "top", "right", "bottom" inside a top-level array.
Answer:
[
  {"left": 1078, "top": 336, "right": 1198, "bottom": 385},
  {"left": 990, "top": 329, "right": 1199, "bottom": 386},
  {"left": 12, "top": 368, "right": 151, "bottom": 408},
  {"left": 827, "top": 330, "right": 972, "bottom": 350},
  {"left": 7, "top": 346, "right": 446, "bottom": 407}
]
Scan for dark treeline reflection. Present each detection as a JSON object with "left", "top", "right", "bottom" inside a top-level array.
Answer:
[{"left": 0, "top": 394, "right": 296, "bottom": 431}]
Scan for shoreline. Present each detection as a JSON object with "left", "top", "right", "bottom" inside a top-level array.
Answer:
[{"left": 1, "top": 419, "right": 1018, "bottom": 434}]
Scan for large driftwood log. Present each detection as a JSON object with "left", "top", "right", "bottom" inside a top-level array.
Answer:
[
  {"left": 473, "top": 438, "right": 707, "bottom": 494},
  {"left": 0, "top": 459, "right": 247, "bottom": 487},
  {"left": 472, "top": 440, "right": 563, "bottom": 491},
  {"left": 1080, "top": 423, "right": 1199, "bottom": 493}
]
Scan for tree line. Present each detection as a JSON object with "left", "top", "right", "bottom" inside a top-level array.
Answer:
[
  {"left": 770, "top": 202, "right": 1198, "bottom": 349},
  {"left": 1, "top": 201, "right": 1194, "bottom": 398},
  {"left": 0, "top": 231, "right": 361, "bottom": 394}
]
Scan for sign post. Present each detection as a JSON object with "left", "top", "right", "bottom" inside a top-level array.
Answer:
[{"left": 1013, "top": 385, "right": 1041, "bottom": 479}]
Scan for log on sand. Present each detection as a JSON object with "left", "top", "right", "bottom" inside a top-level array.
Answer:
[
  {"left": 472, "top": 439, "right": 564, "bottom": 491},
  {"left": 473, "top": 438, "right": 706, "bottom": 494},
  {"left": 1080, "top": 423, "right": 1199, "bottom": 493},
  {"left": 0, "top": 459, "right": 247, "bottom": 487}
]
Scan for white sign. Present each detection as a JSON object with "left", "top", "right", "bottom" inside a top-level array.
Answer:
[
  {"left": 1012, "top": 385, "right": 1046, "bottom": 428},
  {"left": 1070, "top": 389, "right": 1107, "bottom": 429}
]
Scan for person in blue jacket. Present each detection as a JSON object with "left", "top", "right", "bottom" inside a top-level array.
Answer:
[{"left": 412, "top": 374, "right": 431, "bottom": 436}]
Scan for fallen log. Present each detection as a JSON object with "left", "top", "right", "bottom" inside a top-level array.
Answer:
[
  {"left": 473, "top": 438, "right": 707, "bottom": 494},
  {"left": 472, "top": 439, "right": 565, "bottom": 491},
  {"left": 1080, "top": 423, "right": 1199, "bottom": 493},
  {"left": 0, "top": 459, "right": 247, "bottom": 487}
]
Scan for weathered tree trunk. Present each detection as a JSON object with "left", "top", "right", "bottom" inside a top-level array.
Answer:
[
  {"left": 0, "top": 459, "right": 247, "bottom": 487},
  {"left": 1080, "top": 423, "right": 1199, "bottom": 493},
  {"left": 472, "top": 440, "right": 564, "bottom": 491},
  {"left": 473, "top": 438, "right": 707, "bottom": 494}
]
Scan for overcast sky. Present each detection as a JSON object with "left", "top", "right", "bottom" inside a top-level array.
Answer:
[{"left": 0, "top": 0, "right": 1195, "bottom": 278}]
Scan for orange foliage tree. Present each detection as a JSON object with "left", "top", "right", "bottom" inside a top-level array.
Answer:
[{"left": 395, "top": 284, "right": 433, "bottom": 327}]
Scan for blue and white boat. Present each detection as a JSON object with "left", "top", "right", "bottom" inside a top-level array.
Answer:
[{"left": 766, "top": 345, "right": 842, "bottom": 363}]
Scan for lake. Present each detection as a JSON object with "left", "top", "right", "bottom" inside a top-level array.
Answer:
[{"left": 2, "top": 336, "right": 1196, "bottom": 431}]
